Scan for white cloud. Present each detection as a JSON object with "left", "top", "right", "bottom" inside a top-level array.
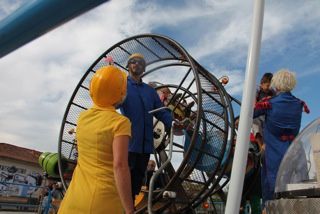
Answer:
[
  {"left": 0, "top": 0, "right": 29, "bottom": 21},
  {"left": 0, "top": 0, "right": 145, "bottom": 152}
]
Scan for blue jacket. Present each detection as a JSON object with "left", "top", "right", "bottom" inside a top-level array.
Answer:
[
  {"left": 254, "top": 92, "right": 303, "bottom": 139},
  {"left": 254, "top": 92, "right": 306, "bottom": 203},
  {"left": 120, "top": 76, "right": 172, "bottom": 154}
]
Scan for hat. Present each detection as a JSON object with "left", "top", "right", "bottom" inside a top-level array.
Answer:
[
  {"left": 89, "top": 66, "right": 127, "bottom": 107},
  {"left": 128, "top": 53, "right": 144, "bottom": 60}
]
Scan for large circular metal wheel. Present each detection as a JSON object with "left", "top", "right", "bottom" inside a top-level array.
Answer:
[{"left": 58, "top": 34, "right": 236, "bottom": 213}]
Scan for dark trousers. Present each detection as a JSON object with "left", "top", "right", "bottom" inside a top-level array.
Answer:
[
  {"left": 128, "top": 152, "right": 150, "bottom": 200},
  {"left": 261, "top": 155, "right": 274, "bottom": 209}
]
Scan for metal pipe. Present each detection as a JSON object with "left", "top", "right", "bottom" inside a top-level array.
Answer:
[
  {"left": 148, "top": 107, "right": 174, "bottom": 214},
  {"left": 0, "top": 0, "right": 109, "bottom": 58},
  {"left": 225, "top": 0, "right": 265, "bottom": 213}
]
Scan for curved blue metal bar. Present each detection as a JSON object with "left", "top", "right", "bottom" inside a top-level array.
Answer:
[{"left": 0, "top": 0, "right": 109, "bottom": 58}]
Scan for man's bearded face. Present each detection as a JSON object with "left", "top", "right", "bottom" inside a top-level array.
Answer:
[{"left": 128, "top": 57, "right": 146, "bottom": 76}]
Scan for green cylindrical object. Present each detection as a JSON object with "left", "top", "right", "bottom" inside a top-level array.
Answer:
[
  {"left": 42, "top": 152, "right": 60, "bottom": 178},
  {"left": 38, "top": 152, "right": 50, "bottom": 168}
]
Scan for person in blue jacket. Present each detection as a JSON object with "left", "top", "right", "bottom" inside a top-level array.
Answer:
[
  {"left": 253, "top": 69, "right": 309, "bottom": 212},
  {"left": 120, "top": 53, "right": 173, "bottom": 201}
]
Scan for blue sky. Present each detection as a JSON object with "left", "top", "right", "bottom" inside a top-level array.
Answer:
[{"left": 0, "top": 0, "right": 319, "bottom": 152}]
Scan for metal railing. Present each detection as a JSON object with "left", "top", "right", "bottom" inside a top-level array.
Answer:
[{"left": 148, "top": 107, "right": 175, "bottom": 214}]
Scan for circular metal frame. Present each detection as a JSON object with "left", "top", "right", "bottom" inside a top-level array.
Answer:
[{"left": 58, "top": 34, "right": 236, "bottom": 213}]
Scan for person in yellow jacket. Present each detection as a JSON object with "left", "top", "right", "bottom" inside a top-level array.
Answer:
[{"left": 58, "top": 65, "right": 134, "bottom": 214}]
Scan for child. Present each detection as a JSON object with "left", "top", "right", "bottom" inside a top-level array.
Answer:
[
  {"left": 255, "top": 72, "right": 274, "bottom": 103},
  {"left": 253, "top": 72, "right": 275, "bottom": 149}
]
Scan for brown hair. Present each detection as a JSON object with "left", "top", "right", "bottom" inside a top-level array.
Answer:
[{"left": 260, "top": 72, "right": 273, "bottom": 84}]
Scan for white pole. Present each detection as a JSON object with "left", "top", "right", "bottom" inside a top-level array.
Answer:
[{"left": 225, "top": 0, "right": 265, "bottom": 213}]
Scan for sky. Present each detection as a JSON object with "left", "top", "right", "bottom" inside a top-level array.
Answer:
[{"left": 0, "top": 0, "right": 319, "bottom": 152}]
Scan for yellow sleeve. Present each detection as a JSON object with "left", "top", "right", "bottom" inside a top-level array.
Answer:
[{"left": 114, "top": 116, "right": 131, "bottom": 138}]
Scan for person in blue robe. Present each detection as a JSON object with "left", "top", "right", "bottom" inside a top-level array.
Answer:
[{"left": 253, "top": 69, "right": 310, "bottom": 211}]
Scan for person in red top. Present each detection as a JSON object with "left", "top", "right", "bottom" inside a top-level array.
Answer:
[
  {"left": 255, "top": 73, "right": 275, "bottom": 103},
  {"left": 252, "top": 72, "right": 275, "bottom": 150}
]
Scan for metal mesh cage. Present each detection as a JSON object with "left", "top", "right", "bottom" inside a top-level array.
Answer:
[{"left": 58, "top": 34, "right": 236, "bottom": 213}]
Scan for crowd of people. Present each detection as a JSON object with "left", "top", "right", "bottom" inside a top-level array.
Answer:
[
  {"left": 55, "top": 52, "right": 309, "bottom": 214},
  {"left": 40, "top": 181, "right": 63, "bottom": 214}
]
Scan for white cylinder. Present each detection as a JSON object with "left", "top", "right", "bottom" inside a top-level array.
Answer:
[
  {"left": 163, "top": 191, "right": 177, "bottom": 199},
  {"left": 225, "top": 0, "right": 265, "bottom": 213}
]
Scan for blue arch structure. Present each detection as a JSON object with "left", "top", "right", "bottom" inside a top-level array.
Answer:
[{"left": 0, "top": 0, "right": 109, "bottom": 58}]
